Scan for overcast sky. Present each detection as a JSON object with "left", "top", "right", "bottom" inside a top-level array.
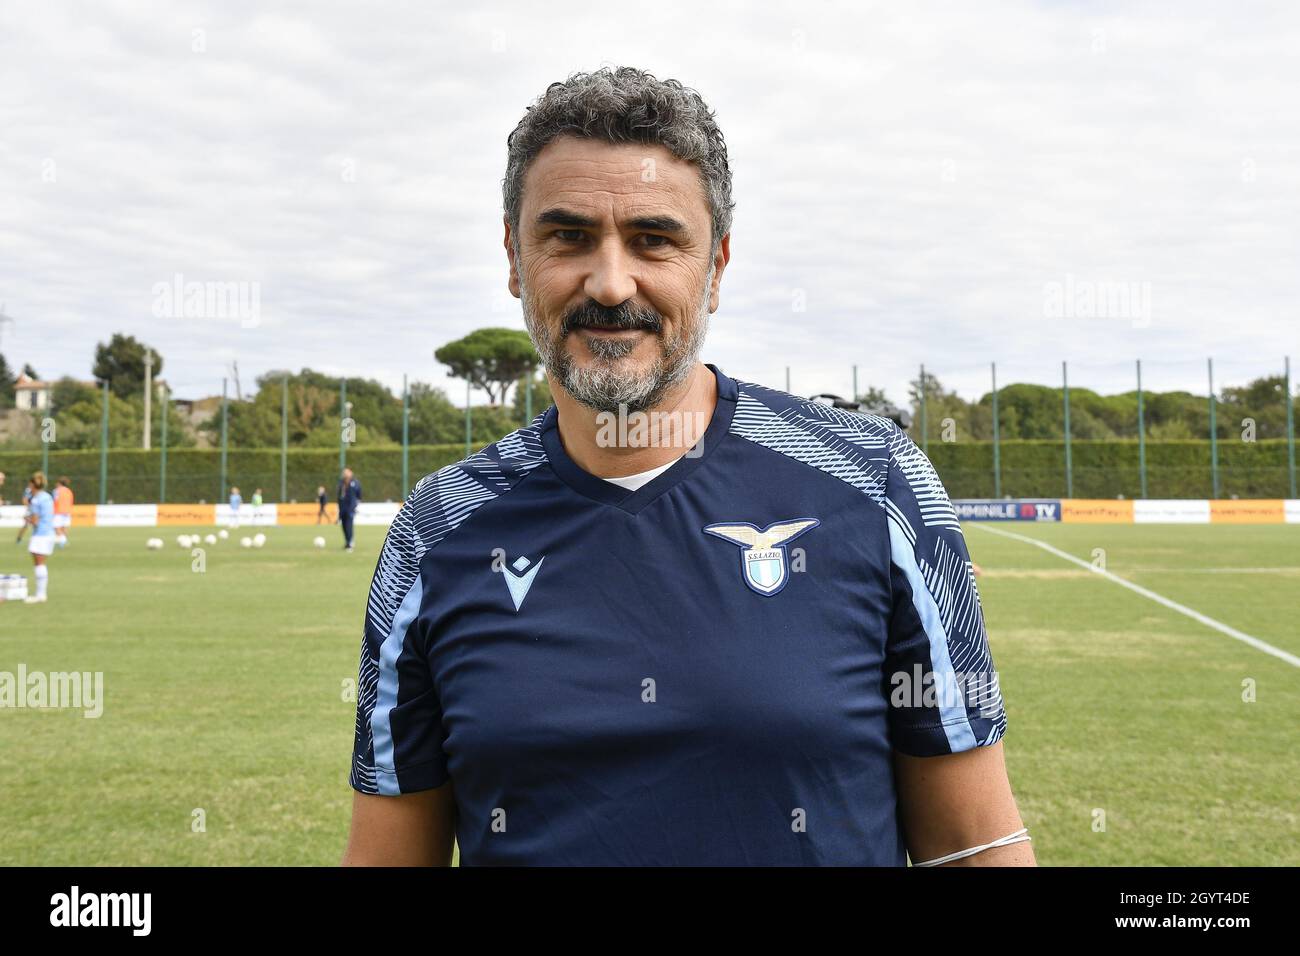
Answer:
[{"left": 2, "top": 0, "right": 1297, "bottom": 406}]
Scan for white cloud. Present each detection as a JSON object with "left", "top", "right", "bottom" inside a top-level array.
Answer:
[{"left": 0, "top": 0, "right": 1296, "bottom": 407}]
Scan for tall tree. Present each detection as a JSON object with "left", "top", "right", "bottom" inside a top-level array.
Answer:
[
  {"left": 908, "top": 372, "right": 973, "bottom": 442},
  {"left": 434, "top": 328, "right": 538, "bottom": 406},
  {"left": 0, "top": 352, "right": 16, "bottom": 405},
  {"left": 854, "top": 386, "right": 893, "bottom": 410},
  {"left": 511, "top": 370, "right": 553, "bottom": 423},
  {"left": 198, "top": 369, "right": 405, "bottom": 448},
  {"left": 93, "top": 333, "right": 162, "bottom": 398},
  {"left": 1220, "top": 374, "right": 1293, "bottom": 439}
]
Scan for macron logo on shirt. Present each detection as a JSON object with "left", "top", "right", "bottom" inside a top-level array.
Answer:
[{"left": 502, "top": 554, "right": 544, "bottom": 611}]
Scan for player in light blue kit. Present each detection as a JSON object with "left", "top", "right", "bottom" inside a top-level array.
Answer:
[
  {"left": 14, "top": 481, "right": 32, "bottom": 544},
  {"left": 23, "top": 471, "right": 56, "bottom": 604},
  {"left": 229, "top": 486, "right": 242, "bottom": 528}
]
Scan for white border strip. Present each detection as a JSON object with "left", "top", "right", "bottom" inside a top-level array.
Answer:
[
  {"left": 93, "top": 504, "right": 159, "bottom": 527},
  {"left": 972, "top": 524, "right": 1300, "bottom": 668},
  {"left": 215, "top": 504, "right": 278, "bottom": 527},
  {"left": 1133, "top": 499, "right": 1211, "bottom": 523}
]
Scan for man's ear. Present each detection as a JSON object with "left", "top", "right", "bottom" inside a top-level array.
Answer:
[
  {"left": 708, "top": 232, "right": 731, "bottom": 313},
  {"left": 505, "top": 218, "right": 521, "bottom": 298}
]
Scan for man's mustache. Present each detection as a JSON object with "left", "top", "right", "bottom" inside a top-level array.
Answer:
[{"left": 562, "top": 303, "right": 663, "bottom": 334}]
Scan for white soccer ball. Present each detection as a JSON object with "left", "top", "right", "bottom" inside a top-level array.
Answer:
[
  {"left": 217, "top": 529, "right": 229, "bottom": 540},
  {"left": 146, "top": 537, "right": 163, "bottom": 550},
  {"left": 313, "top": 536, "right": 326, "bottom": 549},
  {"left": 252, "top": 533, "right": 266, "bottom": 549},
  {"left": 204, "top": 534, "right": 217, "bottom": 545},
  {"left": 176, "top": 534, "right": 190, "bottom": 548},
  {"left": 240, "top": 536, "right": 253, "bottom": 548}
]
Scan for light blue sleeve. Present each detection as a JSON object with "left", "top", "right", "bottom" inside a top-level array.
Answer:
[{"left": 882, "top": 421, "right": 1008, "bottom": 756}]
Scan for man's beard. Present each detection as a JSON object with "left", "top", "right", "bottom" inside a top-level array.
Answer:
[{"left": 520, "top": 263, "right": 714, "bottom": 413}]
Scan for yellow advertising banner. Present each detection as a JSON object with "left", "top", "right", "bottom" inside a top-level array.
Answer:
[
  {"left": 157, "top": 504, "right": 216, "bottom": 526},
  {"left": 69, "top": 504, "right": 98, "bottom": 524},
  {"left": 1209, "top": 499, "right": 1284, "bottom": 524},
  {"left": 1061, "top": 499, "right": 1135, "bottom": 523}
]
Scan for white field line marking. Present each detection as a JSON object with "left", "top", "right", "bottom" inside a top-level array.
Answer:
[
  {"left": 1126, "top": 567, "right": 1300, "bottom": 574},
  {"left": 972, "top": 524, "right": 1300, "bottom": 669},
  {"left": 991, "top": 566, "right": 1300, "bottom": 575}
]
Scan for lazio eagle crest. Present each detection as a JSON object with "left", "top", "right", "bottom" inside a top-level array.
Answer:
[{"left": 702, "top": 518, "right": 820, "bottom": 596}]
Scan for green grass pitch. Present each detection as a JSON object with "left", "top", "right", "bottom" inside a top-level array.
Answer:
[{"left": 0, "top": 521, "right": 1295, "bottom": 865}]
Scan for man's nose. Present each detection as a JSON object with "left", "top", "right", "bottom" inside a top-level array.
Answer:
[{"left": 583, "top": 235, "right": 638, "bottom": 306}]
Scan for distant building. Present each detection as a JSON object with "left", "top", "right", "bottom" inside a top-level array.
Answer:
[
  {"left": 13, "top": 373, "right": 50, "bottom": 411},
  {"left": 172, "top": 394, "right": 222, "bottom": 448}
]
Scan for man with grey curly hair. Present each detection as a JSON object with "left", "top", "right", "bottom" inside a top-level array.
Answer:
[
  {"left": 504, "top": 65, "right": 731, "bottom": 420},
  {"left": 344, "top": 66, "right": 1032, "bottom": 869}
]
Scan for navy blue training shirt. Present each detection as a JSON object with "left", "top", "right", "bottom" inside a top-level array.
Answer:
[
  {"left": 338, "top": 477, "right": 362, "bottom": 516},
  {"left": 349, "top": 363, "right": 1007, "bottom": 865}
]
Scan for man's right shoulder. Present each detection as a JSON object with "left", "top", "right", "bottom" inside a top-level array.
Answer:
[{"left": 388, "top": 410, "right": 553, "bottom": 559}]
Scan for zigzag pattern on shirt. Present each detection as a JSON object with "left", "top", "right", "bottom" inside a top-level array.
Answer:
[
  {"left": 351, "top": 410, "right": 550, "bottom": 793},
  {"left": 884, "top": 420, "right": 962, "bottom": 532},
  {"left": 732, "top": 381, "right": 963, "bottom": 532},
  {"left": 923, "top": 535, "right": 993, "bottom": 675},
  {"left": 730, "top": 384, "right": 893, "bottom": 502}
]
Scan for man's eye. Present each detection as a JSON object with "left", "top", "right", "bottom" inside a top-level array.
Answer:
[
  {"left": 640, "top": 234, "right": 671, "bottom": 248},
  {"left": 555, "top": 229, "right": 584, "bottom": 242}
]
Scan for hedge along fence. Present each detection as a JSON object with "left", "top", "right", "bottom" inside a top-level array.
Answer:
[
  {"left": 0, "top": 439, "right": 1293, "bottom": 505},
  {"left": 0, "top": 446, "right": 467, "bottom": 505},
  {"left": 923, "top": 438, "right": 1293, "bottom": 500}
]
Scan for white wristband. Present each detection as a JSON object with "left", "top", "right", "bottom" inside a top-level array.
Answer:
[{"left": 911, "top": 827, "right": 1031, "bottom": 867}]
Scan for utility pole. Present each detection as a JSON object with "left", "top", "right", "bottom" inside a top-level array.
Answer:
[
  {"left": 1208, "top": 357, "right": 1220, "bottom": 499},
  {"left": 991, "top": 362, "right": 1001, "bottom": 498},
  {"left": 1137, "top": 359, "right": 1148, "bottom": 499},
  {"left": 143, "top": 349, "right": 153, "bottom": 450},
  {"left": 339, "top": 379, "right": 348, "bottom": 472},
  {"left": 401, "top": 374, "right": 410, "bottom": 499},
  {"left": 919, "top": 363, "right": 928, "bottom": 454},
  {"left": 160, "top": 381, "right": 168, "bottom": 503},
  {"left": 220, "top": 377, "right": 228, "bottom": 503},
  {"left": 99, "top": 380, "right": 109, "bottom": 504},
  {"left": 1286, "top": 356, "right": 1296, "bottom": 500},
  {"left": 280, "top": 376, "right": 288, "bottom": 502}
]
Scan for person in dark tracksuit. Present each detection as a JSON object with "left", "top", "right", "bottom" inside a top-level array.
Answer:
[{"left": 337, "top": 468, "right": 362, "bottom": 552}]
